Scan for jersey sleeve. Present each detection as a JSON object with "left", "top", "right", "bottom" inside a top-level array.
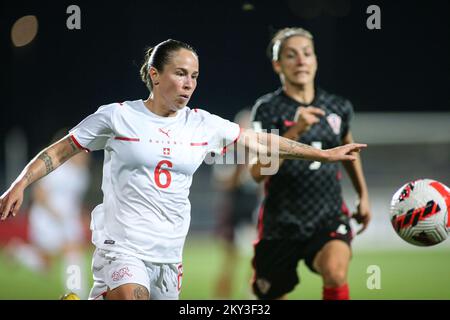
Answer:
[
  {"left": 341, "top": 99, "right": 354, "bottom": 139},
  {"left": 204, "top": 112, "right": 241, "bottom": 155},
  {"left": 69, "top": 104, "right": 116, "bottom": 152}
]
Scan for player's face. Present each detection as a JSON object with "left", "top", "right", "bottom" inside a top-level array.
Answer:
[
  {"left": 157, "top": 49, "right": 199, "bottom": 111},
  {"left": 273, "top": 36, "right": 317, "bottom": 87}
]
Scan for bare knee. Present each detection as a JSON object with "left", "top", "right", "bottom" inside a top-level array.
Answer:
[
  {"left": 106, "top": 284, "right": 150, "bottom": 300},
  {"left": 321, "top": 265, "right": 347, "bottom": 287},
  {"left": 313, "top": 241, "right": 351, "bottom": 288}
]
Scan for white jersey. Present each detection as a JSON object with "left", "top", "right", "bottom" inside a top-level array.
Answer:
[{"left": 70, "top": 100, "right": 240, "bottom": 263}]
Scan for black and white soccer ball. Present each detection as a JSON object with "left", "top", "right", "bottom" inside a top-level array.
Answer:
[{"left": 390, "top": 179, "right": 450, "bottom": 246}]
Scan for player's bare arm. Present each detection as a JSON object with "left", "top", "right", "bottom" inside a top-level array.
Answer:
[
  {"left": 0, "top": 135, "right": 82, "bottom": 220},
  {"left": 249, "top": 106, "right": 326, "bottom": 182},
  {"left": 240, "top": 129, "right": 366, "bottom": 172},
  {"left": 341, "top": 131, "right": 372, "bottom": 234}
]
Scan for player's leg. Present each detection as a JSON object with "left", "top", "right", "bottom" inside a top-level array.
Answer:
[
  {"left": 88, "top": 248, "right": 150, "bottom": 300},
  {"left": 213, "top": 192, "right": 238, "bottom": 299},
  {"left": 251, "top": 239, "right": 300, "bottom": 300},
  {"left": 312, "top": 240, "right": 351, "bottom": 299},
  {"left": 214, "top": 241, "right": 238, "bottom": 298},
  {"left": 105, "top": 283, "right": 149, "bottom": 300},
  {"left": 304, "top": 218, "right": 353, "bottom": 300}
]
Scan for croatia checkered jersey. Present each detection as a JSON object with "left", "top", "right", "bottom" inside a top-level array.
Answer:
[
  {"left": 69, "top": 100, "right": 240, "bottom": 262},
  {"left": 250, "top": 88, "right": 354, "bottom": 240}
]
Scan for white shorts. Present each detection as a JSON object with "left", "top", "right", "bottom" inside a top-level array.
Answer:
[{"left": 88, "top": 248, "right": 182, "bottom": 300}]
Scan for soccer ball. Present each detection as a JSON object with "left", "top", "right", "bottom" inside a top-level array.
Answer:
[
  {"left": 60, "top": 292, "right": 80, "bottom": 300},
  {"left": 389, "top": 179, "right": 450, "bottom": 246}
]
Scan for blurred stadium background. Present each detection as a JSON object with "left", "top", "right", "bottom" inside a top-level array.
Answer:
[{"left": 1, "top": 0, "right": 449, "bottom": 299}]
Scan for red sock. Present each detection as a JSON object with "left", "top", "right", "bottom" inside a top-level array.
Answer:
[{"left": 323, "top": 283, "right": 350, "bottom": 300}]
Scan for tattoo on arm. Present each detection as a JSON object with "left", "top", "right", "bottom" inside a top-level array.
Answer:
[
  {"left": 286, "top": 139, "right": 306, "bottom": 158},
  {"left": 60, "top": 137, "right": 81, "bottom": 163},
  {"left": 25, "top": 172, "right": 33, "bottom": 184},
  {"left": 133, "top": 286, "right": 149, "bottom": 300},
  {"left": 38, "top": 152, "right": 54, "bottom": 174},
  {"left": 280, "top": 136, "right": 316, "bottom": 160},
  {"left": 255, "top": 132, "right": 317, "bottom": 161}
]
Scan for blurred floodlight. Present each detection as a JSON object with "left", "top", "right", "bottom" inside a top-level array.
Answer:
[
  {"left": 242, "top": 2, "right": 255, "bottom": 11},
  {"left": 11, "top": 15, "right": 39, "bottom": 47}
]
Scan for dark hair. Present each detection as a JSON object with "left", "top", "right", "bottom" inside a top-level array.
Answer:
[
  {"left": 140, "top": 39, "right": 198, "bottom": 92},
  {"left": 267, "top": 27, "right": 314, "bottom": 61}
]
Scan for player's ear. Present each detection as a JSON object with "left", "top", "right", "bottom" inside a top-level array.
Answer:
[
  {"left": 272, "top": 60, "right": 282, "bottom": 75},
  {"left": 149, "top": 66, "right": 160, "bottom": 86}
]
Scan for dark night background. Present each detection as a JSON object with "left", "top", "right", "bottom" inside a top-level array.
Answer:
[{"left": 1, "top": 0, "right": 449, "bottom": 156}]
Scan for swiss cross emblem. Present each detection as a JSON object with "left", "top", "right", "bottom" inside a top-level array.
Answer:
[{"left": 163, "top": 148, "right": 171, "bottom": 156}]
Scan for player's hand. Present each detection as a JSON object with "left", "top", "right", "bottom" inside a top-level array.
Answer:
[
  {"left": 352, "top": 195, "right": 371, "bottom": 235},
  {"left": 323, "top": 143, "right": 367, "bottom": 162},
  {"left": 294, "top": 106, "right": 325, "bottom": 133},
  {"left": 0, "top": 183, "right": 25, "bottom": 221}
]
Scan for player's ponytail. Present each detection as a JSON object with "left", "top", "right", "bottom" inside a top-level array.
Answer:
[
  {"left": 140, "top": 39, "right": 198, "bottom": 93},
  {"left": 140, "top": 47, "right": 154, "bottom": 92}
]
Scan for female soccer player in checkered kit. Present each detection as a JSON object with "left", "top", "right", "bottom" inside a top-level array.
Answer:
[
  {"left": 0, "top": 39, "right": 366, "bottom": 300},
  {"left": 250, "top": 28, "right": 372, "bottom": 300}
]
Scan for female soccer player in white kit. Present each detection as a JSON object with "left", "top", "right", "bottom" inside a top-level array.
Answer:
[{"left": 0, "top": 39, "right": 366, "bottom": 300}]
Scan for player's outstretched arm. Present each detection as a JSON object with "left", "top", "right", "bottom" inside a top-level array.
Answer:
[
  {"left": 239, "top": 129, "right": 366, "bottom": 163},
  {"left": 0, "top": 135, "right": 82, "bottom": 220}
]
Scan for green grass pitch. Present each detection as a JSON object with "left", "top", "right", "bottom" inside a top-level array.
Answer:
[{"left": 0, "top": 236, "right": 449, "bottom": 299}]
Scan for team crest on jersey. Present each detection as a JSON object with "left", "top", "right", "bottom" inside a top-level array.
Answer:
[
  {"left": 163, "top": 148, "right": 171, "bottom": 156},
  {"left": 111, "top": 267, "right": 133, "bottom": 281},
  {"left": 326, "top": 113, "right": 342, "bottom": 135}
]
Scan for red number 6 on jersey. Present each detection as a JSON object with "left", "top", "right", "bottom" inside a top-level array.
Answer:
[{"left": 154, "top": 160, "right": 173, "bottom": 188}]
